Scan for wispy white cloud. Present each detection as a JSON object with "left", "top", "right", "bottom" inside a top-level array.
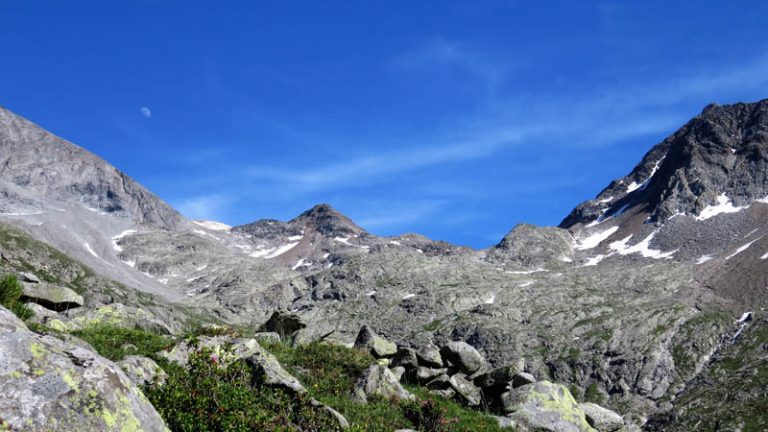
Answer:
[{"left": 174, "top": 194, "right": 233, "bottom": 221}]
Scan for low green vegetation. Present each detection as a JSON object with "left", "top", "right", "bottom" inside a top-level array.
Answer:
[
  {"left": 72, "top": 324, "right": 173, "bottom": 362},
  {"left": 0, "top": 274, "right": 34, "bottom": 320},
  {"left": 143, "top": 348, "right": 341, "bottom": 432}
]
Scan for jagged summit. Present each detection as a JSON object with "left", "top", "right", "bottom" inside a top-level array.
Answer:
[
  {"left": 561, "top": 98, "right": 768, "bottom": 228},
  {"left": 234, "top": 203, "right": 365, "bottom": 239},
  {"left": 290, "top": 203, "right": 365, "bottom": 237}
]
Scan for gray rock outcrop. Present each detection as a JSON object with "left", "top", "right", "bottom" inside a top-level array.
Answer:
[{"left": 0, "top": 306, "right": 168, "bottom": 431}]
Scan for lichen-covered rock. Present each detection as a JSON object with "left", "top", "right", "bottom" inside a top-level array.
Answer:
[
  {"left": 352, "top": 365, "right": 415, "bottom": 403},
  {"left": 0, "top": 306, "right": 168, "bottom": 431},
  {"left": 415, "top": 366, "right": 447, "bottom": 384},
  {"left": 310, "top": 398, "right": 349, "bottom": 429},
  {"left": 579, "top": 402, "right": 624, "bottom": 432},
  {"left": 501, "top": 381, "right": 594, "bottom": 432},
  {"left": 48, "top": 303, "right": 175, "bottom": 335},
  {"left": 440, "top": 341, "right": 487, "bottom": 374},
  {"left": 160, "top": 336, "right": 262, "bottom": 367},
  {"left": 118, "top": 355, "right": 167, "bottom": 387},
  {"left": 449, "top": 373, "right": 482, "bottom": 407},
  {"left": 390, "top": 366, "right": 406, "bottom": 382},
  {"left": 245, "top": 344, "right": 307, "bottom": 394},
  {"left": 391, "top": 347, "right": 418, "bottom": 368},
  {"left": 416, "top": 344, "right": 443, "bottom": 368},
  {"left": 21, "top": 282, "right": 84, "bottom": 311},
  {"left": 353, "top": 325, "right": 397, "bottom": 358}
]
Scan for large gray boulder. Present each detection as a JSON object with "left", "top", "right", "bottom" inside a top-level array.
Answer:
[
  {"left": 416, "top": 344, "right": 443, "bottom": 368},
  {"left": 0, "top": 306, "right": 168, "bottom": 431},
  {"left": 352, "top": 365, "right": 415, "bottom": 403},
  {"left": 579, "top": 403, "right": 624, "bottom": 432},
  {"left": 449, "top": 374, "right": 482, "bottom": 407},
  {"left": 391, "top": 347, "right": 419, "bottom": 368},
  {"left": 501, "top": 381, "right": 594, "bottom": 432},
  {"left": 259, "top": 311, "right": 307, "bottom": 342},
  {"left": 117, "top": 355, "right": 167, "bottom": 387},
  {"left": 21, "top": 282, "right": 84, "bottom": 311},
  {"left": 439, "top": 341, "right": 487, "bottom": 375},
  {"left": 45, "top": 303, "right": 175, "bottom": 335},
  {"left": 354, "top": 325, "right": 397, "bottom": 359}
]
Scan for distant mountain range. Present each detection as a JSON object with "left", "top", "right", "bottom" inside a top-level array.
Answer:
[{"left": 1, "top": 99, "right": 767, "bottom": 429}]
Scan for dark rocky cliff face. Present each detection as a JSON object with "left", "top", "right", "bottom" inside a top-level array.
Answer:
[{"left": 561, "top": 99, "right": 768, "bottom": 228}]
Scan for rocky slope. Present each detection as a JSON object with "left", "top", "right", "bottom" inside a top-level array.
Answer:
[{"left": 1, "top": 100, "right": 768, "bottom": 430}]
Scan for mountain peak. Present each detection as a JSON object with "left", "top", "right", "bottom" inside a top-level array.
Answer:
[
  {"left": 290, "top": 203, "right": 364, "bottom": 237},
  {"left": 561, "top": 98, "right": 768, "bottom": 228}
]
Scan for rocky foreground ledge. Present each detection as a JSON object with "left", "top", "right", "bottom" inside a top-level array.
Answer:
[{"left": 1, "top": 305, "right": 628, "bottom": 431}]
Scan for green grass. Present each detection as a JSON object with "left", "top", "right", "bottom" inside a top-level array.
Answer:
[
  {"left": 262, "top": 340, "right": 505, "bottom": 432},
  {"left": 72, "top": 324, "right": 174, "bottom": 362},
  {"left": 0, "top": 274, "right": 34, "bottom": 320}
]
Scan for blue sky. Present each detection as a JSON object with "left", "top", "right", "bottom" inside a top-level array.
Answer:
[{"left": 2, "top": 1, "right": 768, "bottom": 247}]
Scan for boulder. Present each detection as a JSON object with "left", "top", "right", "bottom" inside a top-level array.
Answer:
[
  {"left": 390, "top": 366, "right": 406, "bottom": 382},
  {"left": 391, "top": 347, "right": 419, "bottom": 368},
  {"left": 353, "top": 325, "right": 397, "bottom": 358},
  {"left": 253, "top": 331, "right": 282, "bottom": 343},
  {"left": 259, "top": 311, "right": 307, "bottom": 342},
  {"left": 475, "top": 364, "right": 521, "bottom": 391},
  {"left": 416, "top": 344, "right": 444, "bottom": 368},
  {"left": 415, "top": 366, "right": 447, "bottom": 384},
  {"left": 579, "top": 402, "right": 624, "bottom": 432},
  {"left": 501, "top": 381, "right": 594, "bottom": 432},
  {"left": 160, "top": 336, "right": 263, "bottom": 367},
  {"left": 352, "top": 365, "right": 415, "bottom": 403},
  {"left": 425, "top": 374, "right": 452, "bottom": 390},
  {"left": 18, "top": 272, "right": 40, "bottom": 283},
  {"left": 21, "top": 282, "right": 83, "bottom": 311},
  {"left": 245, "top": 344, "right": 307, "bottom": 394},
  {"left": 512, "top": 372, "right": 536, "bottom": 388},
  {"left": 48, "top": 303, "right": 176, "bottom": 335},
  {"left": 117, "top": 355, "right": 167, "bottom": 387},
  {"left": 449, "top": 374, "right": 483, "bottom": 407},
  {"left": 310, "top": 398, "right": 349, "bottom": 429},
  {"left": 0, "top": 306, "right": 169, "bottom": 431},
  {"left": 493, "top": 415, "right": 520, "bottom": 429},
  {"left": 26, "top": 302, "right": 58, "bottom": 325},
  {"left": 439, "top": 341, "right": 487, "bottom": 375}
]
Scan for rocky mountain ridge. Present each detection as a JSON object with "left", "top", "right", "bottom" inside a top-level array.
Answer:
[{"left": 1, "top": 99, "right": 768, "bottom": 430}]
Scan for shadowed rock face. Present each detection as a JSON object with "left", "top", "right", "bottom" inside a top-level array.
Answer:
[{"left": 561, "top": 100, "right": 768, "bottom": 228}]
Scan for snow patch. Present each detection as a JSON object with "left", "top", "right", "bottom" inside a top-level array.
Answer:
[
  {"left": 738, "top": 312, "right": 753, "bottom": 323},
  {"left": 264, "top": 242, "right": 299, "bottom": 259},
  {"left": 287, "top": 234, "right": 304, "bottom": 242},
  {"left": 402, "top": 293, "right": 416, "bottom": 300},
  {"left": 250, "top": 246, "right": 277, "bottom": 258},
  {"left": 518, "top": 281, "right": 534, "bottom": 287},
  {"left": 292, "top": 258, "right": 312, "bottom": 270},
  {"left": 389, "top": 240, "right": 402, "bottom": 246},
  {"left": 608, "top": 232, "right": 677, "bottom": 259},
  {"left": 192, "top": 229, "right": 220, "bottom": 241},
  {"left": 744, "top": 228, "right": 759, "bottom": 238},
  {"left": 334, "top": 236, "right": 352, "bottom": 245},
  {"left": 761, "top": 251, "right": 768, "bottom": 260},
  {"left": 193, "top": 220, "right": 231, "bottom": 231},
  {"left": 575, "top": 226, "right": 619, "bottom": 250},
  {"left": 696, "top": 194, "right": 746, "bottom": 221},
  {"left": 696, "top": 255, "right": 714, "bottom": 264},
  {"left": 626, "top": 158, "right": 664, "bottom": 194},
  {"left": 558, "top": 256, "right": 573, "bottom": 263},
  {"left": 485, "top": 295, "right": 496, "bottom": 304},
  {"left": 366, "top": 291, "right": 376, "bottom": 296},
  {"left": 725, "top": 236, "right": 763, "bottom": 260},
  {"left": 580, "top": 255, "right": 606, "bottom": 267},
  {"left": 83, "top": 243, "right": 99, "bottom": 258},
  {"left": 597, "top": 196, "right": 614, "bottom": 204},
  {"left": 323, "top": 253, "right": 330, "bottom": 259},
  {"left": 111, "top": 229, "right": 138, "bottom": 252}
]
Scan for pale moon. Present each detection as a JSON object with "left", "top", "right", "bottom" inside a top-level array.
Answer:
[{"left": 139, "top": 107, "right": 152, "bottom": 118}]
